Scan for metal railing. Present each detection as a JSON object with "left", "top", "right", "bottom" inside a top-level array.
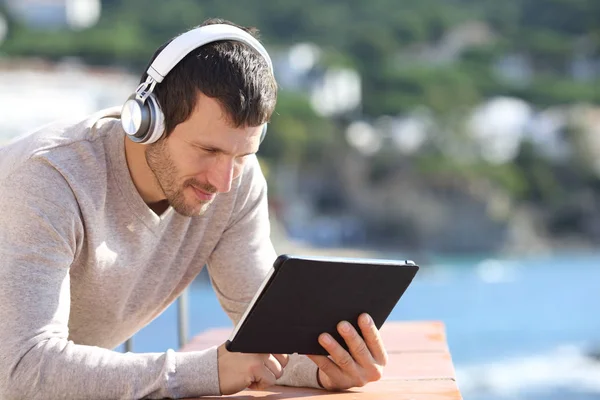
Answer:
[{"left": 123, "top": 287, "right": 189, "bottom": 352}]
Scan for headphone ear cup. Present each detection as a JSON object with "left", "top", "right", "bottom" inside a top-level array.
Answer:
[
  {"left": 120, "top": 93, "right": 165, "bottom": 144},
  {"left": 121, "top": 94, "right": 152, "bottom": 142},
  {"left": 259, "top": 124, "right": 267, "bottom": 144},
  {"left": 143, "top": 94, "right": 166, "bottom": 144}
]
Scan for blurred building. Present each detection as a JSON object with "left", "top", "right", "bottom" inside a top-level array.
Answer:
[
  {"left": 0, "top": 61, "right": 136, "bottom": 142},
  {"left": 4, "top": 0, "right": 101, "bottom": 30},
  {"left": 274, "top": 43, "right": 362, "bottom": 119}
]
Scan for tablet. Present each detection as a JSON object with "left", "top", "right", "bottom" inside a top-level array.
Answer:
[{"left": 225, "top": 254, "right": 419, "bottom": 355}]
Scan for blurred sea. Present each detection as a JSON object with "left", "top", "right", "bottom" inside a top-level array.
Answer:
[{"left": 124, "top": 251, "right": 600, "bottom": 400}]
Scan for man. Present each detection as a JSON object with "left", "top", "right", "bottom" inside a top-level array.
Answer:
[{"left": 0, "top": 18, "right": 386, "bottom": 399}]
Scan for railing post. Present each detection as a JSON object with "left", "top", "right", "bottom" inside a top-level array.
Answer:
[
  {"left": 177, "top": 287, "right": 189, "bottom": 348},
  {"left": 122, "top": 287, "right": 189, "bottom": 353},
  {"left": 124, "top": 337, "right": 133, "bottom": 353}
]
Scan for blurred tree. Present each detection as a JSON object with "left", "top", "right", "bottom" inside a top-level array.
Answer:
[{"left": 4, "top": 0, "right": 600, "bottom": 249}]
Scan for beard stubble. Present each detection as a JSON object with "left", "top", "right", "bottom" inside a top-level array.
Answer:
[{"left": 145, "top": 139, "right": 217, "bottom": 217}]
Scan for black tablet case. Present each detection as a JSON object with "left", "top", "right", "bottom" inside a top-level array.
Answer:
[{"left": 225, "top": 255, "right": 419, "bottom": 355}]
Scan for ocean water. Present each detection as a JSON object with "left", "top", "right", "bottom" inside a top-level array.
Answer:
[{"left": 124, "top": 251, "right": 600, "bottom": 400}]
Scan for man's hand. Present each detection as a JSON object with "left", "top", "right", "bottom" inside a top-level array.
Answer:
[
  {"left": 307, "top": 313, "right": 387, "bottom": 391},
  {"left": 217, "top": 343, "right": 289, "bottom": 395}
]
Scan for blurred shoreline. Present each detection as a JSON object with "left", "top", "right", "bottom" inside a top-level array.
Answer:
[{"left": 3, "top": 58, "right": 600, "bottom": 259}]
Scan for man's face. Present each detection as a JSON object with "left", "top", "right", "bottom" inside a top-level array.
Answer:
[{"left": 145, "top": 93, "right": 264, "bottom": 217}]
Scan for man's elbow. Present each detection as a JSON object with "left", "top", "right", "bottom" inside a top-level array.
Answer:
[
  {"left": 0, "top": 372, "right": 36, "bottom": 400},
  {"left": 0, "top": 345, "right": 47, "bottom": 400}
]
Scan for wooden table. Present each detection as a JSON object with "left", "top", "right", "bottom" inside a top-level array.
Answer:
[{"left": 179, "top": 321, "right": 463, "bottom": 399}]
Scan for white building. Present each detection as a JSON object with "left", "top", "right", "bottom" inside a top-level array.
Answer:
[{"left": 4, "top": 0, "right": 101, "bottom": 30}]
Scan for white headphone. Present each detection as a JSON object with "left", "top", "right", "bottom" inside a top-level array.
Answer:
[{"left": 120, "top": 24, "right": 273, "bottom": 144}]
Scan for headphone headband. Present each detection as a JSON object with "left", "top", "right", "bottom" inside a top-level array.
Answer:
[{"left": 147, "top": 24, "right": 273, "bottom": 83}]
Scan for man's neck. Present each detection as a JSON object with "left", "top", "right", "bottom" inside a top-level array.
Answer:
[
  {"left": 147, "top": 200, "right": 170, "bottom": 216},
  {"left": 123, "top": 137, "right": 165, "bottom": 205}
]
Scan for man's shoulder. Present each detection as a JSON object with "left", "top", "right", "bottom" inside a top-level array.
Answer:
[
  {"left": 0, "top": 107, "right": 124, "bottom": 214},
  {"left": 234, "top": 154, "right": 268, "bottom": 198},
  {"left": 0, "top": 107, "right": 122, "bottom": 184},
  {"left": 214, "top": 154, "right": 269, "bottom": 217},
  {"left": 201, "top": 155, "right": 268, "bottom": 225}
]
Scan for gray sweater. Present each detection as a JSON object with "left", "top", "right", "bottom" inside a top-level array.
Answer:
[{"left": 0, "top": 108, "right": 319, "bottom": 399}]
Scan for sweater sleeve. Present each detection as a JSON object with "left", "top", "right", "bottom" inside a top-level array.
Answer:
[
  {"left": 0, "top": 160, "right": 221, "bottom": 400},
  {"left": 206, "top": 156, "right": 321, "bottom": 390}
]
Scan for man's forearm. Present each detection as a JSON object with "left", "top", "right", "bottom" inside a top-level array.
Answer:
[{"left": 0, "top": 339, "right": 220, "bottom": 400}]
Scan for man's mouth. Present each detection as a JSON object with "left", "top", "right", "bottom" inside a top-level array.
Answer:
[{"left": 191, "top": 185, "right": 216, "bottom": 202}]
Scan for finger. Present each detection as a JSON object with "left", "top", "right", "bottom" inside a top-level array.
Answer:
[
  {"left": 318, "top": 332, "right": 360, "bottom": 375},
  {"left": 306, "top": 354, "right": 343, "bottom": 388},
  {"left": 307, "top": 354, "right": 339, "bottom": 376},
  {"left": 273, "top": 353, "right": 289, "bottom": 369},
  {"left": 249, "top": 368, "right": 277, "bottom": 391},
  {"left": 337, "top": 320, "right": 375, "bottom": 368},
  {"left": 262, "top": 354, "right": 284, "bottom": 380},
  {"left": 358, "top": 313, "right": 387, "bottom": 365},
  {"left": 249, "top": 359, "right": 278, "bottom": 391}
]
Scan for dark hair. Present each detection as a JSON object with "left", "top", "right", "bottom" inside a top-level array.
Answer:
[{"left": 140, "top": 18, "right": 277, "bottom": 136}]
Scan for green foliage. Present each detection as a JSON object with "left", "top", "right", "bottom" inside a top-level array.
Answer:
[
  {"left": 3, "top": 0, "right": 600, "bottom": 235},
  {"left": 259, "top": 91, "right": 336, "bottom": 166},
  {"left": 3, "top": 0, "right": 599, "bottom": 112}
]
